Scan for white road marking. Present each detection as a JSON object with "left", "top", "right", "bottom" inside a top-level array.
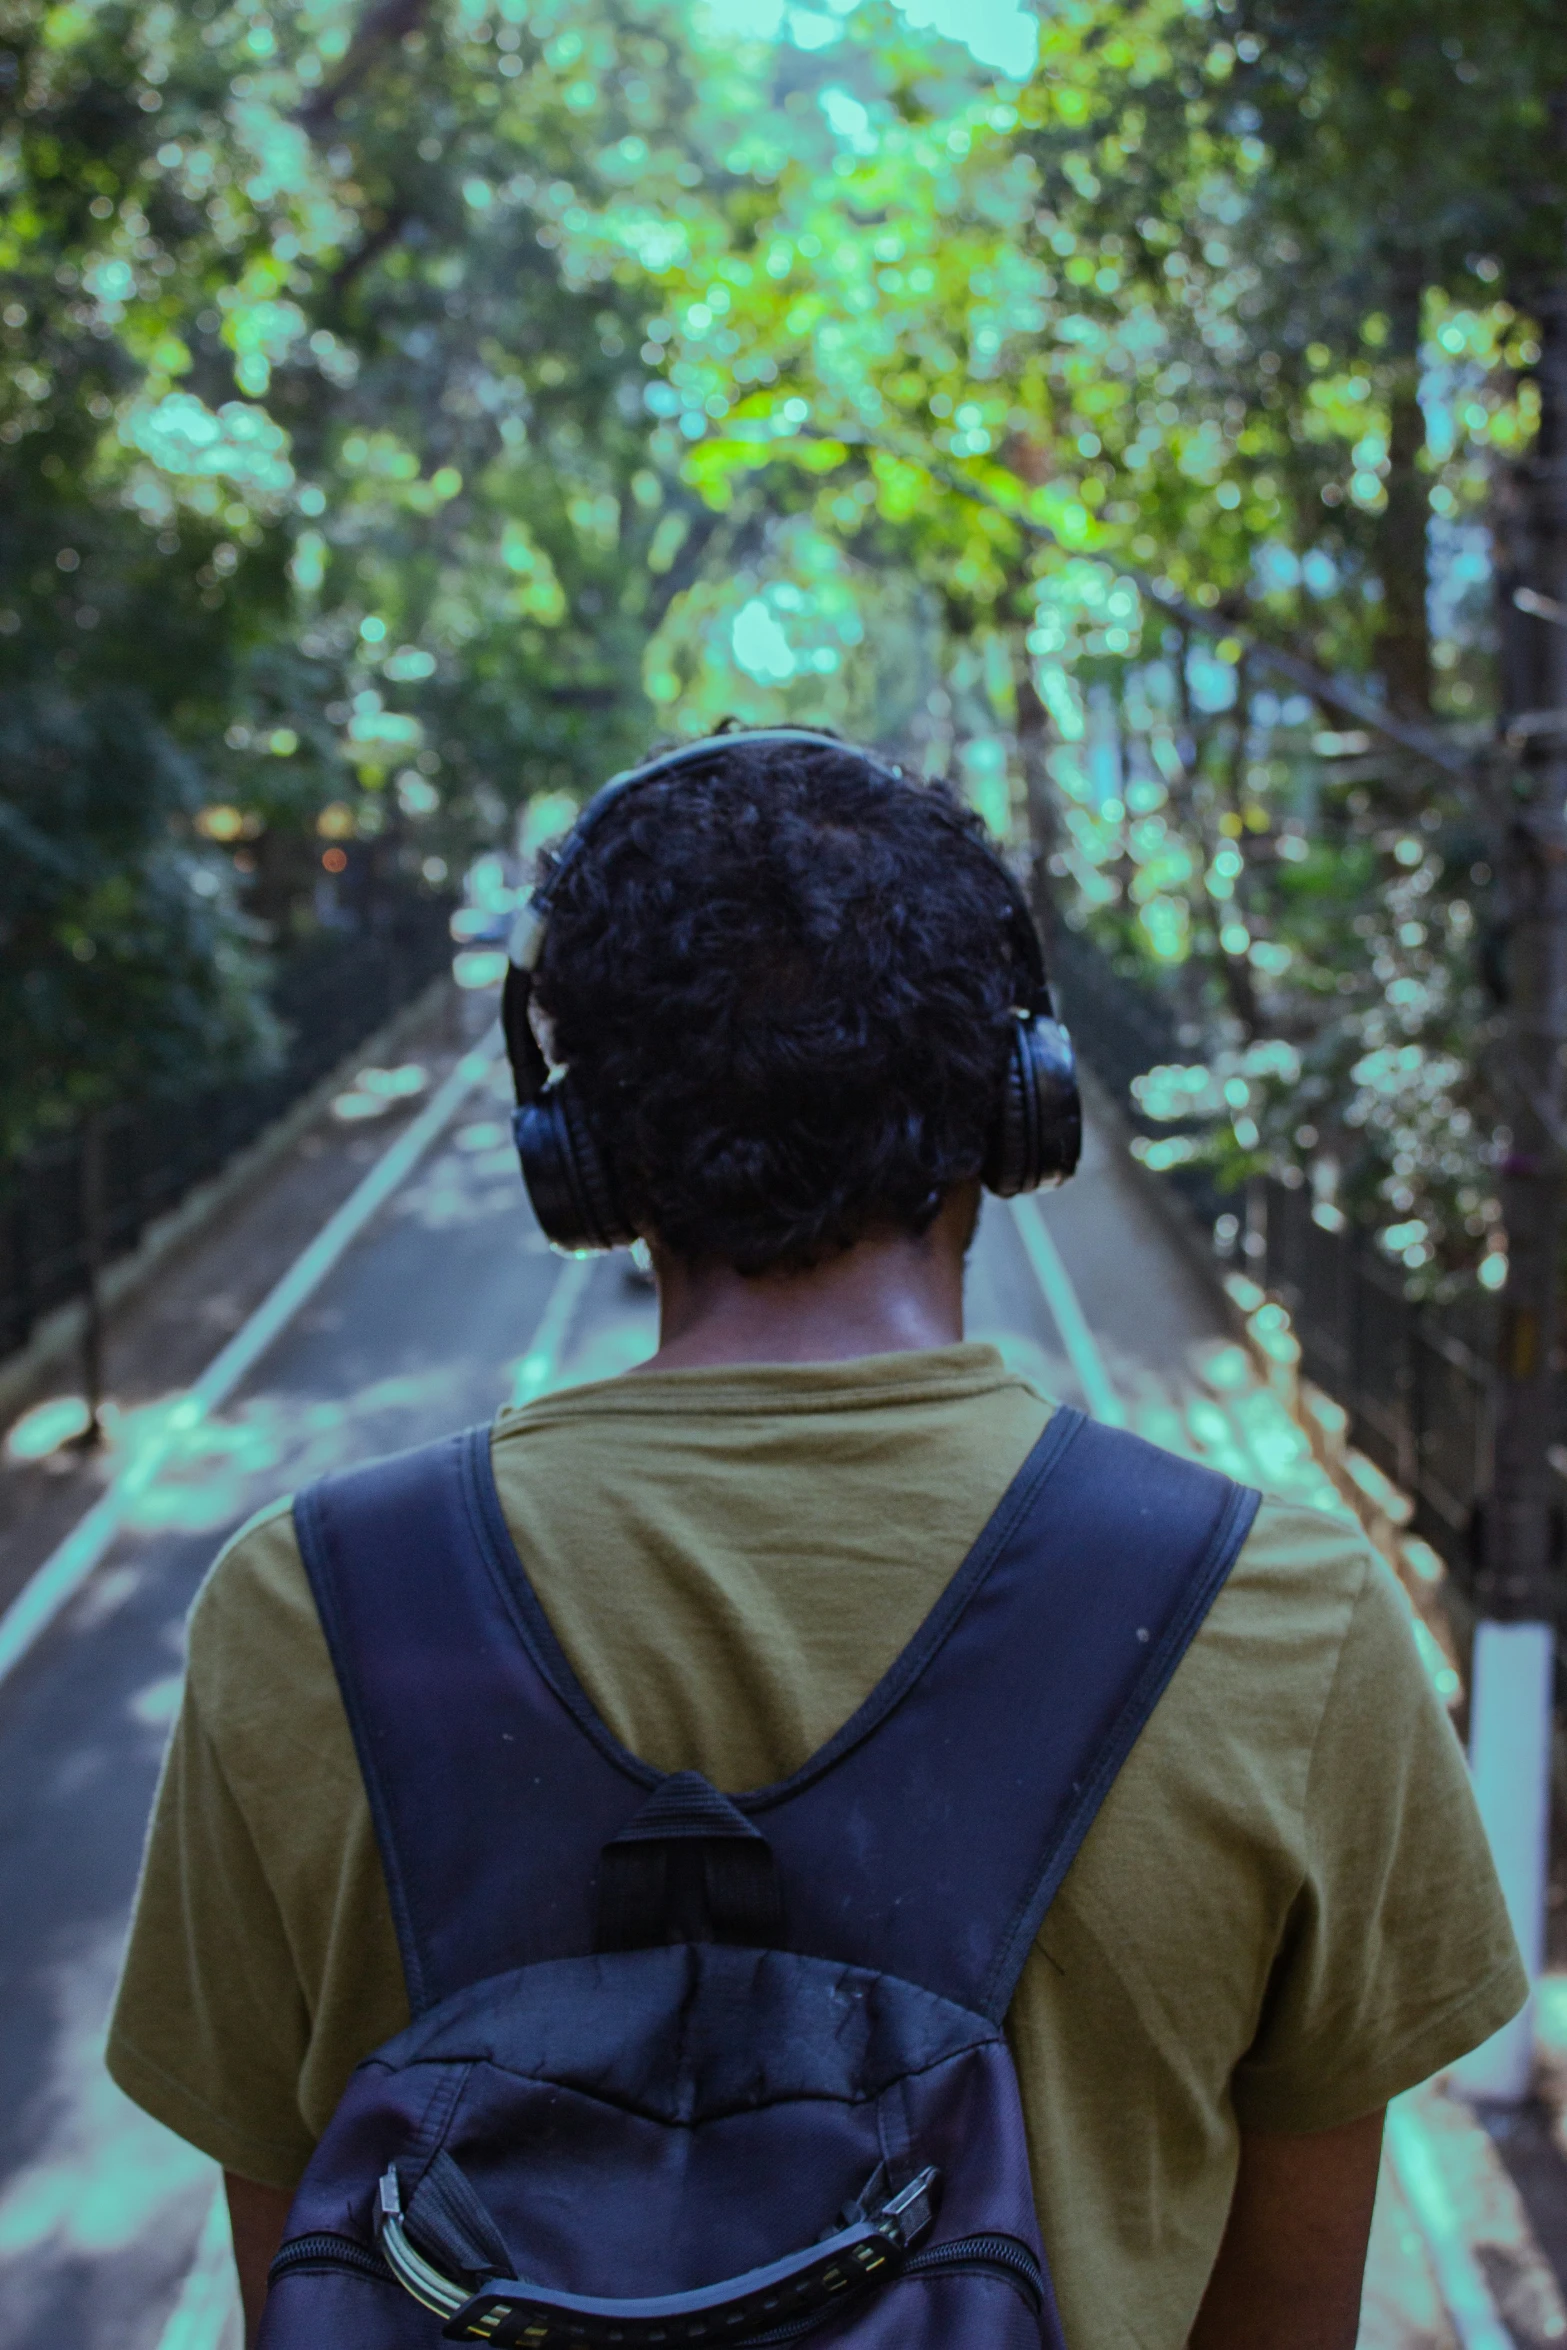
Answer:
[
  {"left": 508, "top": 1254, "right": 599, "bottom": 1406},
  {"left": 1006, "top": 1194, "right": 1126, "bottom": 1426},
  {"left": 0, "top": 1030, "right": 505, "bottom": 1692},
  {"left": 152, "top": 2179, "right": 240, "bottom": 2350},
  {"left": 1384, "top": 2097, "right": 1518, "bottom": 2350}
]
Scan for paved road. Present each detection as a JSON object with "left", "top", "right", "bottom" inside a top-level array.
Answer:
[{"left": 0, "top": 1056, "right": 1527, "bottom": 2348}]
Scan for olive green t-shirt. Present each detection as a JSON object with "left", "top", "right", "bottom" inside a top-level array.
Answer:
[{"left": 108, "top": 1346, "right": 1523, "bottom": 2350}]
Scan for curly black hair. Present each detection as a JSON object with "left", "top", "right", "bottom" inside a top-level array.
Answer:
[{"left": 531, "top": 735, "right": 1026, "bottom": 1275}]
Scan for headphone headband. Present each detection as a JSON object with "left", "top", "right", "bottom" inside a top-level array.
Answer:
[{"left": 530, "top": 730, "right": 900, "bottom": 921}]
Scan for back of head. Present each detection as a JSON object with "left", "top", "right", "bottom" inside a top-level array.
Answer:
[{"left": 531, "top": 735, "right": 1024, "bottom": 1275}]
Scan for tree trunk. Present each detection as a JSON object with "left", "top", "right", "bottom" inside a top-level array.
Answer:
[
  {"left": 1217, "top": 663, "right": 1261, "bottom": 1040},
  {"left": 77, "top": 1111, "right": 105, "bottom": 1447},
  {"left": 1457, "top": 258, "right": 1567, "bottom": 2106},
  {"left": 1013, "top": 641, "right": 1059, "bottom": 962},
  {"left": 1487, "top": 278, "right": 1567, "bottom": 1628},
  {"left": 1377, "top": 271, "right": 1434, "bottom": 721}
]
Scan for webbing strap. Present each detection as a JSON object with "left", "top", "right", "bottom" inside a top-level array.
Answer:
[{"left": 595, "top": 1772, "right": 785, "bottom": 1951}]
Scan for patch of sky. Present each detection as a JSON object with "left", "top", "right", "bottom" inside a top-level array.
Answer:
[
  {"left": 1036, "top": 662, "right": 1084, "bottom": 740},
  {"left": 1300, "top": 547, "right": 1339, "bottom": 599},
  {"left": 959, "top": 734, "right": 1012, "bottom": 839},
  {"left": 1185, "top": 646, "right": 1238, "bottom": 714},
  {"left": 820, "top": 87, "right": 876, "bottom": 151},
  {"left": 1087, "top": 682, "right": 1123, "bottom": 807},
  {"left": 1427, "top": 516, "right": 1491, "bottom": 645},
  {"left": 791, "top": 6, "right": 849, "bottom": 46},
  {"left": 1252, "top": 541, "right": 1300, "bottom": 595},
  {"left": 1259, "top": 692, "right": 1314, "bottom": 728},
  {"left": 520, "top": 789, "right": 580, "bottom": 858},
  {"left": 733, "top": 596, "right": 799, "bottom": 681},
  {"left": 611, "top": 213, "right": 689, "bottom": 274},
  {"left": 702, "top": 0, "right": 1035, "bottom": 75},
  {"left": 899, "top": 0, "right": 1037, "bottom": 74},
  {"left": 122, "top": 393, "right": 294, "bottom": 500},
  {"left": 1420, "top": 343, "right": 1488, "bottom": 467}
]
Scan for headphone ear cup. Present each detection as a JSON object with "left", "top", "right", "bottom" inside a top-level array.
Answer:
[
  {"left": 511, "top": 1082, "right": 635, "bottom": 1252},
  {"left": 983, "top": 1013, "right": 1083, "bottom": 1195}
]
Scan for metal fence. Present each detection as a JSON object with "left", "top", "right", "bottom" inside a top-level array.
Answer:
[
  {"left": 0, "top": 896, "right": 453, "bottom": 1366},
  {"left": 1250, "top": 1175, "right": 1496, "bottom": 1571},
  {"left": 1052, "top": 924, "right": 1498, "bottom": 1582}
]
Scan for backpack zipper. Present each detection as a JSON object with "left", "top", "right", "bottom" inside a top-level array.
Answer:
[
  {"left": 744, "top": 2232, "right": 1045, "bottom": 2342},
  {"left": 904, "top": 2231, "right": 1044, "bottom": 2309},
  {"left": 269, "top": 2231, "right": 392, "bottom": 2286}
]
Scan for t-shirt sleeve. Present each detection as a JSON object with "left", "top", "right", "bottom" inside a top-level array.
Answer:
[
  {"left": 1231, "top": 1547, "right": 1526, "bottom": 2133},
  {"left": 106, "top": 1508, "right": 319, "bottom": 2191}
]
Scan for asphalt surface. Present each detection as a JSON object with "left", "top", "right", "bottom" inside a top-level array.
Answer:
[{"left": 0, "top": 1054, "right": 1548, "bottom": 2349}]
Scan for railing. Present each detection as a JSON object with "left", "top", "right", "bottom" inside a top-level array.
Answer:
[
  {"left": 0, "top": 895, "right": 453, "bottom": 1367},
  {"left": 1052, "top": 923, "right": 1502, "bottom": 1587},
  {"left": 1248, "top": 1173, "right": 1496, "bottom": 1571}
]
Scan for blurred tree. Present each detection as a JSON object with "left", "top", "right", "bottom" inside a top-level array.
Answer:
[
  {"left": 0, "top": 0, "right": 289, "bottom": 1144},
  {"left": 0, "top": 0, "right": 720, "bottom": 1146},
  {"left": 635, "top": 0, "right": 1567, "bottom": 1300}
]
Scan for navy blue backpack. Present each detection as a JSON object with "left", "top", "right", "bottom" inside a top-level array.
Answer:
[{"left": 259, "top": 1405, "right": 1257, "bottom": 2349}]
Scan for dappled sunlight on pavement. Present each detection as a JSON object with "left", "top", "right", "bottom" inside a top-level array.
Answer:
[
  {"left": 0, "top": 1928, "right": 221, "bottom": 2349},
  {"left": 1360, "top": 2152, "right": 1460, "bottom": 2350},
  {"left": 113, "top": 1370, "right": 475, "bottom": 1535}
]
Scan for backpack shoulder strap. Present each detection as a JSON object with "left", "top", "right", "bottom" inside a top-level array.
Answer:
[
  {"left": 296, "top": 1409, "right": 1258, "bottom": 2025},
  {"left": 293, "top": 1427, "right": 656, "bottom": 2016},
  {"left": 748, "top": 1409, "right": 1259, "bottom": 2019}
]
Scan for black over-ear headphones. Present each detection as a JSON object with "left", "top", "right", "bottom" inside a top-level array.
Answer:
[{"left": 501, "top": 729, "right": 1082, "bottom": 1252}]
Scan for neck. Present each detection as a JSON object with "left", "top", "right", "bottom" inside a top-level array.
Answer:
[{"left": 641, "top": 1186, "right": 979, "bottom": 1371}]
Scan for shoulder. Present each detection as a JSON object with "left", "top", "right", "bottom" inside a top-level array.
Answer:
[
  {"left": 1126, "top": 1495, "right": 1389, "bottom": 1807},
  {"left": 1213, "top": 1495, "right": 1435, "bottom": 1709},
  {"left": 1207, "top": 1494, "right": 1375, "bottom": 1646},
  {"left": 1219, "top": 1493, "right": 1374, "bottom": 1617},
  {"left": 1153, "top": 1491, "right": 1456, "bottom": 1816},
  {"left": 188, "top": 1495, "right": 314, "bottom": 1678},
  {"left": 186, "top": 1495, "right": 348, "bottom": 1794}
]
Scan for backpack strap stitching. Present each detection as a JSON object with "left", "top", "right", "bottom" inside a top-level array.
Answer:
[
  {"left": 458, "top": 1423, "right": 662, "bottom": 1791},
  {"left": 403, "top": 2060, "right": 472, "bottom": 2193},
  {"left": 976, "top": 1468, "right": 1262, "bottom": 2020}
]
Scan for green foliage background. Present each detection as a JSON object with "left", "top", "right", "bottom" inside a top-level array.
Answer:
[{"left": 2, "top": 0, "right": 1563, "bottom": 1300}]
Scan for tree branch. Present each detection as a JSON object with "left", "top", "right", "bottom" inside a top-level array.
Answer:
[
  {"left": 807, "top": 429, "right": 1474, "bottom": 778},
  {"left": 327, "top": 207, "right": 408, "bottom": 299},
  {"left": 297, "top": 0, "right": 432, "bottom": 132}
]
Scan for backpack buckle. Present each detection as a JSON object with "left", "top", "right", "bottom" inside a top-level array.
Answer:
[{"left": 875, "top": 2166, "right": 940, "bottom": 2249}]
